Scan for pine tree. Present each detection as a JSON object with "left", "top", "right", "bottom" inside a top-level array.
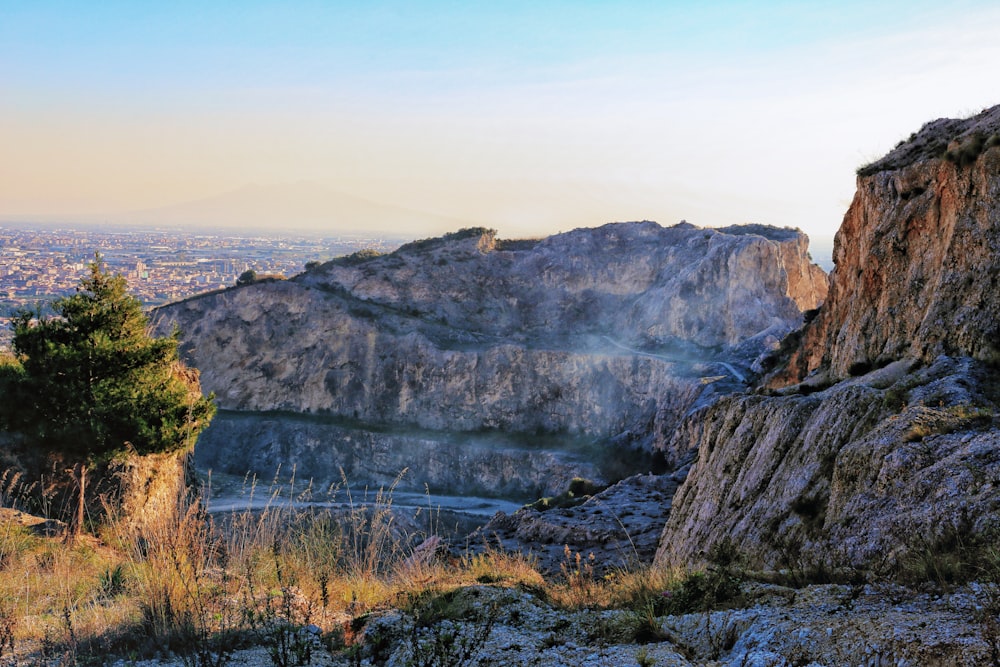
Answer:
[{"left": 4, "top": 256, "right": 215, "bottom": 536}]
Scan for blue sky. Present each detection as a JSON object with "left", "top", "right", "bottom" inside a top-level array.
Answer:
[{"left": 3, "top": 1, "right": 1000, "bottom": 253}]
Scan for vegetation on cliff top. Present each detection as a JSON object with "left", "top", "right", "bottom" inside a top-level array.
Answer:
[{"left": 856, "top": 104, "right": 1000, "bottom": 176}]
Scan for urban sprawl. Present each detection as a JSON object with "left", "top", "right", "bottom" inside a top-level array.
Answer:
[{"left": 0, "top": 224, "right": 404, "bottom": 349}]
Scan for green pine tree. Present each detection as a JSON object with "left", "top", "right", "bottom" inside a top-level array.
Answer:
[{"left": 3, "top": 255, "right": 215, "bottom": 536}]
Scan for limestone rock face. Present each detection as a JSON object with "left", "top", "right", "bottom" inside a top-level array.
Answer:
[
  {"left": 469, "top": 470, "right": 688, "bottom": 575},
  {"left": 656, "top": 356, "right": 1000, "bottom": 569},
  {"left": 155, "top": 221, "right": 824, "bottom": 494},
  {"left": 657, "top": 106, "right": 1000, "bottom": 571},
  {"left": 195, "top": 410, "right": 605, "bottom": 499},
  {"left": 301, "top": 222, "right": 826, "bottom": 349},
  {"left": 775, "top": 105, "right": 1000, "bottom": 385}
]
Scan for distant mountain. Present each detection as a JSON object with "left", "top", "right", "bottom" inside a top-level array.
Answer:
[{"left": 115, "top": 182, "right": 474, "bottom": 234}]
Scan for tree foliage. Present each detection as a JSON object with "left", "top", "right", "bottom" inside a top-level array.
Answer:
[
  {"left": 3, "top": 257, "right": 215, "bottom": 464},
  {"left": 236, "top": 269, "right": 257, "bottom": 286}
]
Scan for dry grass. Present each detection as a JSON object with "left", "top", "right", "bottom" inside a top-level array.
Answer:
[
  {"left": 546, "top": 545, "right": 685, "bottom": 610},
  {"left": 0, "top": 470, "right": 568, "bottom": 663},
  {"left": 903, "top": 403, "right": 994, "bottom": 442},
  {"left": 0, "top": 468, "right": 687, "bottom": 664}
]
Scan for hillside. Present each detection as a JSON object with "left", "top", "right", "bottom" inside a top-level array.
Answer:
[{"left": 154, "top": 220, "right": 825, "bottom": 500}]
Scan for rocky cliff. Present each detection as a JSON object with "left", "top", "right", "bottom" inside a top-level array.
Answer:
[
  {"left": 774, "top": 105, "right": 1000, "bottom": 385},
  {"left": 657, "top": 106, "right": 1000, "bottom": 571},
  {"left": 155, "top": 221, "right": 825, "bottom": 495}
]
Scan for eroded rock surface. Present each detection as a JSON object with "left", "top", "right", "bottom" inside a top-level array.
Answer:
[
  {"left": 196, "top": 410, "right": 608, "bottom": 499},
  {"left": 344, "top": 584, "right": 994, "bottom": 666},
  {"left": 656, "top": 356, "right": 1000, "bottom": 570},
  {"left": 155, "top": 221, "right": 823, "bottom": 495},
  {"left": 468, "top": 470, "right": 689, "bottom": 574},
  {"left": 658, "top": 106, "right": 1000, "bottom": 573},
  {"left": 775, "top": 105, "right": 1000, "bottom": 385},
  {"left": 106, "top": 582, "right": 998, "bottom": 666}
]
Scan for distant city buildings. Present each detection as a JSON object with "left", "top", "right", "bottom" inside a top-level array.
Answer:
[{"left": 0, "top": 224, "right": 403, "bottom": 350}]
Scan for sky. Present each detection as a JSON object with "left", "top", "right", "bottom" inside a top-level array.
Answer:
[{"left": 3, "top": 1, "right": 1000, "bottom": 258}]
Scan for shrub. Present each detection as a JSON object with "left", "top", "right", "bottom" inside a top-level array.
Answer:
[
  {"left": 236, "top": 269, "right": 257, "bottom": 286},
  {"left": 526, "top": 477, "right": 605, "bottom": 512},
  {"left": 944, "top": 132, "right": 988, "bottom": 167},
  {"left": 332, "top": 249, "right": 382, "bottom": 266},
  {"left": 903, "top": 403, "right": 994, "bottom": 442},
  {"left": 656, "top": 539, "right": 746, "bottom": 615}
]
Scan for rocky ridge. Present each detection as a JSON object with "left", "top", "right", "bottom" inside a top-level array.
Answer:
[
  {"left": 776, "top": 104, "right": 1000, "bottom": 385},
  {"left": 656, "top": 105, "right": 1000, "bottom": 572},
  {"left": 155, "top": 221, "right": 824, "bottom": 496}
]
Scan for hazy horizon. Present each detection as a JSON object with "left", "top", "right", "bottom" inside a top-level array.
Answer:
[{"left": 3, "top": 1, "right": 999, "bottom": 247}]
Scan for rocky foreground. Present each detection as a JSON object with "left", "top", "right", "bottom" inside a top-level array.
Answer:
[{"left": 112, "top": 582, "right": 998, "bottom": 666}]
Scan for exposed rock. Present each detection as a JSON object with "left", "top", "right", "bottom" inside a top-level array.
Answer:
[
  {"left": 658, "top": 106, "right": 1000, "bottom": 573},
  {"left": 303, "top": 222, "right": 826, "bottom": 349},
  {"left": 469, "top": 470, "right": 688, "bottom": 575},
  {"left": 195, "top": 409, "right": 609, "bottom": 498},
  {"left": 774, "top": 105, "right": 1000, "bottom": 386},
  {"left": 343, "top": 584, "right": 993, "bottom": 666},
  {"left": 0, "top": 507, "right": 66, "bottom": 537},
  {"left": 0, "top": 432, "right": 193, "bottom": 537},
  {"left": 105, "top": 581, "right": 996, "bottom": 666},
  {"left": 154, "top": 221, "right": 824, "bottom": 495},
  {"left": 656, "top": 355, "right": 1000, "bottom": 570},
  {"left": 106, "top": 450, "right": 197, "bottom": 535}
]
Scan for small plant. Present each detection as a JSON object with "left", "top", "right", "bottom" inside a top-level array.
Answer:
[
  {"left": 399, "top": 589, "right": 498, "bottom": 667},
  {"left": 98, "top": 563, "right": 128, "bottom": 599},
  {"left": 558, "top": 546, "right": 599, "bottom": 608},
  {"left": 903, "top": 403, "right": 994, "bottom": 442},
  {"left": 0, "top": 599, "right": 16, "bottom": 664},
  {"left": 635, "top": 646, "right": 655, "bottom": 667},
  {"left": 944, "top": 132, "right": 988, "bottom": 167},
  {"left": 255, "top": 543, "right": 316, "bottom": 667},
  {"left": 895, "top": 516, "right": 988, "bottom": 589},
  {"left": 658, "top": 539, "right": 746, "bottom": 615},
  {"left": 630, "top": 600, "right": 671, "bottom": 644}
]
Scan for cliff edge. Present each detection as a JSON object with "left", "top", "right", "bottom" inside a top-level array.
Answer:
[
  {"left": 773, "top": 105, "right": 1000, "bottom": 386},
  {"left": 657, "top": 106, "right": 1000, "bottom": 571}
]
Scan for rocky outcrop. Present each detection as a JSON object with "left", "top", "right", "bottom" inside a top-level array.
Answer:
[
  {"left": 109, "top": 582, "right": 999, "bottom": 666},
  {"left": 656, "top": 356, "right": 1000, "bottom": 570},
  {"left": 774, "top": 105, "right": 1000, "bottom": 385},
  {"left": 155, "top": 221, "right": 824, "bottom": 495},
  {"left": 346, "top": 584, "right": 994, "bottom": 666},
  {"left": 657, "top": 106, "right": 1000, "bottom": 572},
  {"left": 469, "top": 470, "right": 689, "bottom": 574},
  {"left": 302, "top": 222, "right": 826, "bottom": 349}
]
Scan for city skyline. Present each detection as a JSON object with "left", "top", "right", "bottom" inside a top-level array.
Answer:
[{"left": 3, "top": 1, "right": 1000, "bottom": 245}]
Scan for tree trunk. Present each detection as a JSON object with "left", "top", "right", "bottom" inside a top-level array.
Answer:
[{"left": 66, "top": 463, "right": 87, "bottom": 542}]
